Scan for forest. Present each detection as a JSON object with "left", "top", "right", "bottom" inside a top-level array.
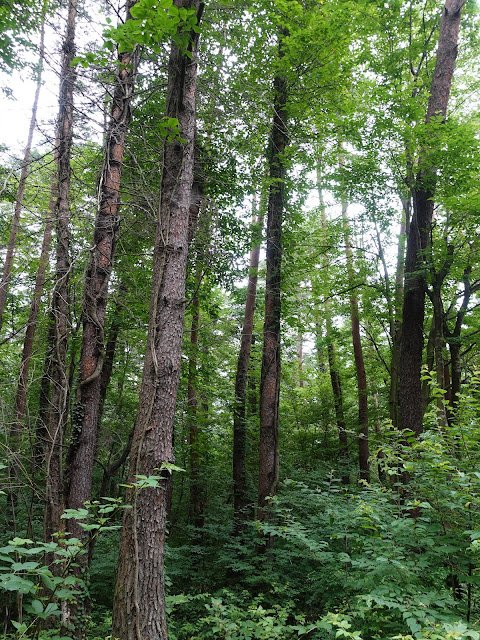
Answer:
[{"left": 1, "top": 0, "right": 480, "bottom": 638}]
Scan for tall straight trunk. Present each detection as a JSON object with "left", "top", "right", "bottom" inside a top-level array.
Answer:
[
  {"left": 44, "top": 0, "right": 77, "bottom": 553},
  {"left": 339, "top": 158, "right": 369, "bottom": 482},
  {"left": 258, "top": 31, "right": 288, "bottom": 523},
  {"left": 112, "top": 5, "right": 202, "bottom": 639},
  {"left": 399, "top": 0, "right": 465, "bottom": 435},
  {"left": 388, "top": 202, "right": 407, "bottom": 426},
  {"left": 317, "top": 174, "right": 349, "bottom": 460},
  {"left": 0, "top": 20, "right": 45, "bottom": 333},
  {"left": 64, "top": 0, "right": 140, "bottom": 546},
  {"left": 188, "top": 267, "right": 203, "bottom": 530},
  {"left": 447, "top": 263, "right": 471, "bottom": 414},
  {"left": 233, "top": 200, "right": 263, "bottom": 529},
  {"left": 14, "top": 138, "right": 58, "bottom": 428}
]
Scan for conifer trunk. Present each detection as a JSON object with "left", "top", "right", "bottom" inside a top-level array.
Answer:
[
  {"left": 258, "top": 31, "right": 288, "bottom": 523},
  {"left": 399, "top": 0, "right": 465, "bottom": 435},
  {"left": 112, "top": 5, "right": 202, "bottom": 638}
]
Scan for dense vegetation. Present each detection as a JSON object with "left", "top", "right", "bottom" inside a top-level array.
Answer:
[{"left": 1, "top": 0, "right": 480, "bottom": 639}]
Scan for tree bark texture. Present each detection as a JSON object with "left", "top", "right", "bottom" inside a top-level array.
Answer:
[
  {"left": 44, "top": 0, "right": 77, "bottom": 553},
  {"left": 233, "top": 202, "right": 263, "bottom": 530},
  {"left": 399, "top": 0, "right": 465, "bottom": 435},
  {"left": 0, "top": 20, "right": 45, "bottom": 333},
  {"left": 112, "top": 4, "right": 202, "bottom": 639},
  {"left": 258, "top": 32, "right": 288, "bottom": 522},
  {"left": 64, "top": 0, "right": 140, "bottom": 546}
]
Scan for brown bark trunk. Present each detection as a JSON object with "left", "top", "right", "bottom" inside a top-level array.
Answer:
[
  {"left": 0, "top": 20, "right": 45, "bottom": 333},
  {"left": 340, "top": 156, "right": 369, "bottom": 482},
  {"left": 399, "top": 0, "right": 465, "bottom": 435},
  {"left": 258, "top": 31, "right": 288, "bottom": 524},
  {"left": 112, "top": 5, "right": 202, "bottom": 639},
  {"left": 233, "top": 201, "right": 263, "bottom": 530},
  {"left": 44, "top": 0, "right": 77, "bottom": 557},
  {"left": 64, "top": 0, "right": 139, "bottom": 548}
]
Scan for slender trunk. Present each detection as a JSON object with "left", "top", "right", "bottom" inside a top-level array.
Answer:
[
  {"left": 0, "top": 21, "right": 45, "bottom": 332},
  {"left": 447, "top": 263, "right": 471, "bottom": 415},
  {"left": 388, "top": 204, "right": 407, "bottom": 426},
  {"left": 65, "top": 0, "right": 140, "bottom": 547},
  {"left": 317, "top": 175, "right": 349, "bottom": 464},
  {"left": 297, "top": 332, "right": 304, "bottom": 387},
  {"left": 14, "top": 140, "right": 58, "bottom": 428},
  {"left": 188, "top": 267, "right": 204, "bottom": 530},
  {"left": 112, "top": 5, "right": 202, "bottom": 639},
  {"left": 339, "top": 156, "right": 369, "bottom": 482},
  {"left": 44, "top": 0, "right": 77, "bottom": 556},
  {"left": 258, "top": 30, "right": 288, "bottom": 523},
  {"left": 97, "top": 284, "right": 126, "bottom": 427},
  {"left": 399, "top": 0, "right": 465, "bottom": 435},
  {"left": 233, "top": 200, "right": 263, "bottom": 529}
]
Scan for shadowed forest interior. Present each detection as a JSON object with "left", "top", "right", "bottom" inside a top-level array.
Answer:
[{"left": 1, "top": 0, "right": 480, "bottom": 639}]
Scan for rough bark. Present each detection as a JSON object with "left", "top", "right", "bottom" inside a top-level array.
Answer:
[
  {"left": 258, "top": 31, "right": 288, "bottom": 523},
  {"left": 0, "top": 20, "right": 45, "bottom": 333},
  {"left": 112, "top": 5, "right": 202, "bottom": 639},
  {"left": 44, "top": 0, "right": 77, "bottom": 555},
  {"left": 233, "top": 201, "right": 263, "bottom": 530},
  {"left": 399, "top": 0, "right": 465, "bottom": 435},
  {"left": 64, "top": 0, "right": 139, "bottom": 555}
]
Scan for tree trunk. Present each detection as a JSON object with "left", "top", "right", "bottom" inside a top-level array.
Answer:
[
  {"left": 317, "top": 177, "right": 349, "bottom": 460},
  {"left": 339, "top": 155, "right": 369, "bottom": 482},
  {"left": 399, "top": 0, "right": 465, "bottom": 435},
  {"left": 64, "top": 0, "right": 140, "bottom": 555},
  {"left": 112, "top": 5, "right": 202, "bottom": 639},
  {"left": 14, "top": 138, "right": 58, "bottom": 429},
  {"left": 258, "top": 31, "right": 288, "bottom": 524},
  {"left": 388, "top": 202, "right": 407, "bottom": 427},
  {"left": 0, "top": 20, "right": 45, "bottom": 333},
  {"left": 188, "top": 267, "right": 204, "bottom": 531},
  {"left": 44, "top": 0, "right": 77, "bottom": 558},
  {"left": 233, "top": 200, "right": 263, "bottom": 530}
]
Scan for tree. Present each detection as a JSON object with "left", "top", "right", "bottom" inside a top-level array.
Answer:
[
  {"left": 399, "top": 0, "right": 466, "bottom": 435},
  {"left": 113, "top": 3, "right": 203, "bottom": 638}
]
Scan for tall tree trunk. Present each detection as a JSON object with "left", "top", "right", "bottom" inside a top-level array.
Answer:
[
  {"left": 112, "top": 5, "right": 202, "bottom": 639},
  {"left": 14, "top": 138, "right": 58, "bottom": 429},
  {"left": 188, "top": 266, "right": 204, "bottom": 530},
  {"left": 399, "top": 0, "right": 465, "bottom": 435},
  {"left": 64, "top": 0, "right": 139, "bottom": 545},
  {"left": 317, "top": 173, "right": 349, "bottom": 465},
  {"left": 44, "top": 0, "right": 78, "bottom": 557},
  {"left": 258, "top": 31, "right": 288, "bottom": 524},
  {"left": 0, "top": 20, "right": 45, "bottom": 333},
  {"left": 388, "top": 202, "right": 407, "bottom": 427},
  {"left": 233, "top": 199, "right": 263, "bottom": 530},
  {"left": 339, "top": 156, "right": 369, "bottom": 482}
]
